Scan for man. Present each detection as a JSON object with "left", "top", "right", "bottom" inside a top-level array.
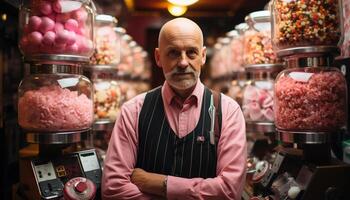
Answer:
[{"left": 102, "top": 17, "right": 247, "bottom": 200}]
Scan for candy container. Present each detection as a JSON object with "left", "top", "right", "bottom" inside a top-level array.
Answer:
[
  {"left": 242, "top": 65, "right": 283, "bottom": 124},
  {"left": 90, "top": 15, "right": 121, "bottom": 66},
  {"left": 271, "top": 0, "right": 343, "bottom": 52},
  {"left": 244, "top": 10, "right": 278, "bottom": 66},
  {"left": 274, "top": 56, "right": 347, "bottom": 132},
  {"left": 18, "top": 65, "right": 93, "bottom": 132},
  {"left": 19, "top": 0, "right": 94, "bottom": 60}
]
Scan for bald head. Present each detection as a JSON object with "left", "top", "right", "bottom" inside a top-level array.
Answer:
[{"left": 158, "top": 18, "right": 204, "bottom": 48}]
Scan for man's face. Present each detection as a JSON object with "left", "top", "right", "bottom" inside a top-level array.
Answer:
[{"left": 155, "top": 28, "right": 206, "bottom": 91}]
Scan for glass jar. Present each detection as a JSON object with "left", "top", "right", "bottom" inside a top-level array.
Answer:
[
  {"left": 83, "top": 66, "right": 122, "bottom": 122},
  {"left": 210, "top": 38, "right": 231, "bottom": 78},
  {"left": 18, "top": 64, "right": 93, "bottom": 132},
  {"left": 19, "top": 0, "right": 94, "bottom": 60},
  {"left": 244, "top": 10, "right": 277, "bottom": 66},
  {"left": 132, "top": 45, "right": 144, "bottom": 77},
  {"left": 226, "top": 30, "right": 244, "bottom": 72},
  {"left": 242, "top": 65, "right": 282, "bottom": 124},
  {"left": 271, "top": 0, "right": 343, "bottom": 51},
  {"left": 117, "top": 34, "right": 133, "bottom": 75},
  {"left": 274, "top": 56, "right": 347, "bottom": 132},
  {"left": 90, "top": 14, "right": 120, "bottom": 65}
]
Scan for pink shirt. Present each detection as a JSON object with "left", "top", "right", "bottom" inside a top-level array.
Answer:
[{"left": 102, "top": 80, "right": 247, "bottom": 200}]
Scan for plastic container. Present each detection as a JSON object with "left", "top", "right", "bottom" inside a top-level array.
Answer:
[
  {"left": 244, "top": 10, "right": 277, "bottom": 66},
  {"left": 90, "top": 14, "right": 120, "bottom": 65},
  {"left": 274, "top": 57, "right": 347, "bottom": 132},
  {"left": 242, "top": 65, "right": 282, "bottom": 123},
  {"left": 18, "top": 65, "right": 93, "bottom": 132},
  {"left": 271, "top": 0, "right": 343, "bottom": 52},
  {"left": 19, "top": 0, "right": 95, "bottom": 60}
]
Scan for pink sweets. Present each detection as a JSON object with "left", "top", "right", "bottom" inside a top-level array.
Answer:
[
  {"left": 18, "top": 85, "right": 93, "bottom": 132},
  {"left": 19, "top": 0, "right": 93, "bottom": 57},
  {"left": 275, "top": 70, "right": 347, "bottom": 131},
  {"left": 243, "top": 85, "right": 274, "bottom": 122}
]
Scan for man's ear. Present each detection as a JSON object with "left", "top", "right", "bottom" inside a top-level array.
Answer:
[
  {"left": 154, "top": 48, "right": 162, "bottom": 68},
  {"left": 201, "top": 46, "right": 207, "bottom": 66}
]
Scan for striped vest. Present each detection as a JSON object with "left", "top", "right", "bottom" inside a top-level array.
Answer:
[{"left": 136, "top": 86, "right": 221, "bottom": 178}]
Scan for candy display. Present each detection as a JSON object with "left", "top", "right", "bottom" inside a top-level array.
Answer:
[
  {"left": 94, "top": 81, "right": 122, "bottom": 121},
  {"left": 230, "top": 36, "right": 244, "bottom": 71},
  {"left": 244, "top": 10, "right": 277, "bottom": 65},
  {"left": 19, "top": 0, "right": 94, "bottom": 57},
  {"left": 272, "top": 0, "right": 342, "bottom": 50},
  {"left": 244, "top": 30, "right": 276, "bottom": 65},
  {"left": 243, "top": 84, "right": 274, "bottom": 122},
  {"left": 275, "top": 68, "right": 347, "bottom": 131},
  {"left": 90, "top": 15, "right": 121, "bottom": 65},
  {"left": 18, "top": 85, "right": 93, "bottom": 132}
]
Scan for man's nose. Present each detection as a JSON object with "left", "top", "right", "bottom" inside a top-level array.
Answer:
[{"left": 178, "top": 52, "right": 189, "bottom": 68}]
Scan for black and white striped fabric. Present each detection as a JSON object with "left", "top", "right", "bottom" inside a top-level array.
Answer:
[{"left": 136, "top": 86, "right": 221, "bottom": 178}]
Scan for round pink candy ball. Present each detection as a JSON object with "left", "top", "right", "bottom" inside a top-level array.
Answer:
[
  {"left": 55, "top": 29, "right": 70, "bottom": 44},
  {"left": 43, "top": 31, "right": 56, "bottom": 45},
  {"left": 39, "top": 1, "right": 52, "bottom": 15},
  {"left": 65, "top": 19, "right": 78, "bottom": 32},
  {"left": 39, "top": 17, "right": 55, "bottom": 34},
  {"left": 66, "top": 43, "right": 78, "bottom": 53},
  {"left": 73, "top": 8, "right": 88, "bottom": 22},
  {"left": 52, "top": 0, "right": 62, "bottom": 13},
  {"left": 28, "top": 16, "right": 42, "bottom": 31},
  {"left": 28, "top": 31, "right": 43, "bottom": 45},
  {"left": 66, "top": 31, "right": 76, "bottom": 45},
  {"left": 54, "top": 22, "right": 64, "bottom": 33}
]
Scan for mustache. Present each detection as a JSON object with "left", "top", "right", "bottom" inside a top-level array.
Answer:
[{"left": 167, "top": 66, "right": 196, "bottom": 76}]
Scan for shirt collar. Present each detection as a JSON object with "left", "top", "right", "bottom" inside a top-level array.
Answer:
[{"left": 162, "top": 79, "right": 204, "bottom": 107}]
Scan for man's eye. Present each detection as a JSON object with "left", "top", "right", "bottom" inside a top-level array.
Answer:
[
  {"left": 168, "top": 50, "right": 179, "bottom": 57},
  {"left": 187, "top": 50, "right": 197, "bottom": 58}
]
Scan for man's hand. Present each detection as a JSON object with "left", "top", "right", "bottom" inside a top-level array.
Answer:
[{"left": 131, "top": 168, "right": 167, "bottom": 197}]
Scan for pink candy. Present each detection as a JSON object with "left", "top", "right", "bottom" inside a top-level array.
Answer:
[
  {"left": 65, "top": 19, "right": 78, "bottom": 31},
  {"left": 39, "top": 17, "right": 55, "bottom": 33},
  {"left": 20, "top": 0, "right": 92, "bottom": 56},
  {"left": 275, "top": 71, "right": 346, "bottom": 131},
  {"left": 29, "top": 16, "right": 42, "bottom": 31},
  {"left": 243, "top": 85, "right": 274, "bottom": 122},
  {"left": 28, "top": 31, "right": 43, "bottom": 45},
  {"left": 39, "top": 0, "right": 53, "bottom": 15},
  {"left": 42, "top": 31, "right": 56, "bottom": 45},
  {"left": 55, "top": 29, "right": 70, "bottom": 44},
  {"left": 18, "top": 85, "right": 93, "bottom": 132}
]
